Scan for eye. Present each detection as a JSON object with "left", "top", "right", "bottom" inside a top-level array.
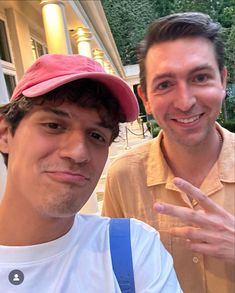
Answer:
[
  {"left": 157, "top": 80, "right": 172, "bottom": 90},
  {"left": 42, "top": 122, "right": 65, "bottom": 133},
  {"left": 46, "top": 122, "right": 63, "bottom": 129},
  {"left": 193, "top": 74, "right": 209, "bottom": 83},
  {"left": 89, "top": 131, "right": 106, "bottom": 143}
]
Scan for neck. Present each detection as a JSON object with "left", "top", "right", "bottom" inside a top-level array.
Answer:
[
  {"left": 161, "top": 127, "right": 223, "bottom": 187},
  {"left": 0, "top": 195, "right": 74, "bottom": 246}
]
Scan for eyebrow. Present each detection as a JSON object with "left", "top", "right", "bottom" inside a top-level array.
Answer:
[
  {"left": 188, "top": 64, "right": 214, "bottom": 75},
  {"left": 40, "top": 107, "right": 110, "bottom": 129},
  {"left": 151, "top": 73, "right": 175, "bottom": 84},
  {"left": 41, "top": 107, "right": 70, "bottom": 118},
  {"left": 151, "top": 64, "right": 215, "bottom": 83}
]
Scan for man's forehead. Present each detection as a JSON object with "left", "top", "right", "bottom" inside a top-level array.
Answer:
[
  {"left": 145, "top": 38, "right": 217, "bottom": 72},
  {"left": 34, "top": 102, "right": 98, "bottom": 116},
  {"left": 35, "top": 102, "right": 112, "bottom": 127}
]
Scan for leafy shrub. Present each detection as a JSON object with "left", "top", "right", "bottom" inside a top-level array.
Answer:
[
  {"left": 220, "top": 120, "right": 235, "bottom": 133},
  {"left": 146, "top": 119, "right": 160, "bottom": 138}
]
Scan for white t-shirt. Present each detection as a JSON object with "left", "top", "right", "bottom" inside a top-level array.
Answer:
[{"left": 0, "top": 214, "right": 182, "bottom": 292}]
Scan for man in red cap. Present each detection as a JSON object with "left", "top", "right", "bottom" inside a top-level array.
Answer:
[{"left": 0, "top": 54, "right": 181, "bottom": 292}]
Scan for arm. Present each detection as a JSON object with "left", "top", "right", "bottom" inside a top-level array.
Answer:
[
  {"left": 154, "top": 177, "right": 235, "bottom": 263},
  {"left": 131, "top": 219, "right": 183, "bottom": 292}
]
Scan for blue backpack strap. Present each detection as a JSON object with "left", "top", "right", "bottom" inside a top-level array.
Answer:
[{"left": 109, "top": 218, "right": 135, "bottom": 293}]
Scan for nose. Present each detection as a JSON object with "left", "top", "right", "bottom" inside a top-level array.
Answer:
[
  {"left": 59, "top": 132, "right": 90, "bottom": 164},
  {"left": 173, "top": 83, "right": 196, "bottom": 112}
]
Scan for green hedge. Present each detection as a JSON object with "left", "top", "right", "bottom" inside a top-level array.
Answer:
[
  {"left": 220, "top": 120, "right": 235, "bottom": 133},
  {"left": 146, "top": 119, "right": 160, "bottom": 138}
]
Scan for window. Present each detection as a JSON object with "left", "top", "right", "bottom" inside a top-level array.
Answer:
[
  {"left": 0, "top": 18, "right": 16, "bottom": 101},
  {"left": 0, "top": 19, "right": 11, "bottom": 62},
  {"left": 4, "top": 74, "right": 16, "bottom": 97},
  {"left": 31, "top": 38, "right": 48, "bottom": 60}
]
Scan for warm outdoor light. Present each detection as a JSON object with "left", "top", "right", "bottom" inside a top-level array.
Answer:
[
  {"left": 93, "top": 48, "right": 104, "bottom": 66},
  {"left": 73, "top": 27, "right": 92, "bottom": 58},
  {"left": 40, "top": 0, "right": 71, "bottom": 54}
]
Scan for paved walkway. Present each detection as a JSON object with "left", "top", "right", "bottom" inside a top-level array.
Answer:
[{"left": 80, "top": 120, "right": 152, "bottom": 214}]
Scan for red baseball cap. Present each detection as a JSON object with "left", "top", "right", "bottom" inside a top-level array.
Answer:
[{"left": 10, "top": 54, "right": 139, "bottom": 122}]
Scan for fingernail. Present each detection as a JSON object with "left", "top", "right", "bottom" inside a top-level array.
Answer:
[
  {"left": 154, "top": 203, "right": 164, "bottom": 212},
  {"left": 173, "top": 177, "right": 182, "bottom": 187}
]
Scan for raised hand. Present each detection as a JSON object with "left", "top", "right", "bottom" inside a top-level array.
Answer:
[{"left": 154, "top": 177, "right": 235, "bottom": 263}]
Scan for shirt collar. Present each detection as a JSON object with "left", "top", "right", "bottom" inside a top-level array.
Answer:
[
  {"left": 146, "top": 125, "right": 235, "bottom": 188},
  {"left": 147, "top": 131, "right": 175, "bottom": 188}
]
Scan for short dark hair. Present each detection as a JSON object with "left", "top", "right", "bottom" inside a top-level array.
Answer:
[
  {"left": 138, "top": 12, "right": 225, "bottom": 94},
  {"left": 0, "top": 78, "right": 125, "bottom": 166}
]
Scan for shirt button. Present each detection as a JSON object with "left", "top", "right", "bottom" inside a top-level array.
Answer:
[{"left": 193, "top": 256, "right": 199, "bottom": 263}]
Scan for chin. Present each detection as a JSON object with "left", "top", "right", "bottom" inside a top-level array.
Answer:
[{"left": 46, "top": 205, "right": 81, "bottom": 218}]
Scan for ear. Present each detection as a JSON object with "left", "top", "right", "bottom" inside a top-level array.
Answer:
[
  {"left": 221, "top": 67, "right": 227, "bottom": 99},
  {"left": 137, "top": 85, "right": 152, "bottom": 114},
  {"left": 0, "top": 116, "right": 10, "bottom": 154}
]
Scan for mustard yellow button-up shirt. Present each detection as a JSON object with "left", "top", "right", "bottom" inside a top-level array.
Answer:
[{"left": 102, "top": 124, "right": 235, "bottom": 293}]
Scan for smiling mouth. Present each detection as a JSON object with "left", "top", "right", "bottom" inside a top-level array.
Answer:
[{"left": 173, "top": 114, "right": 203, "bottom": 124}]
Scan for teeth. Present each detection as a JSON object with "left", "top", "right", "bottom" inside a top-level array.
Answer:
[{"left": 176, "top": 116, "right": 199, "bottom": 123}]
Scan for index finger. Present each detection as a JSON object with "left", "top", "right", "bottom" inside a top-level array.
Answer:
[
  {"left": 173, "top": 177, "right": 226, "bottom": 215},
  {"left": 153, "top": 202, "right": 207, "bottom": 227}
]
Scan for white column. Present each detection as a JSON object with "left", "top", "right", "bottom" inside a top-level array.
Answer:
[
  {"left": 93, "top": 48, "right": 104, "bottom": 67},
  {"left": 40, "top": 0, "right": 72, "bottom": 54},
  {"left": 73, "top": 27, "right": 92, "bottom": 58},
  {"left": 5, "top": 8, "right": 34, "bottom": 78},
  {"left": 103, "top": 60, "right": 114, "bottom": 74}
]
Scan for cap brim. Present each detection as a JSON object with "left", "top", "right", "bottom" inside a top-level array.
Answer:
[{"left": 22, "top": 72, "right": 139, "bottom": 122}]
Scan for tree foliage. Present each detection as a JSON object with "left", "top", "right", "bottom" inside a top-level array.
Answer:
[
  {"left": 102, "top": 0, "right": 157, "bottom": 64},
  {"left": 102, "top": 0, "right": 235, "bottom": 83},
  {"left": 102, "top": 0, "right": 235, "bottom": 123},
  {"left": 224, "top": 24, "right": 235, "bottom": 84}
]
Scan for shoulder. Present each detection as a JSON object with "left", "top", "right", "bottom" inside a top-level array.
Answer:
[
  {"left": 107, "top": 217, "right": 162, "bottom": 258},
  {"left": 130, "top": 217, "right": 158, "bottom": 234},
  {"left": 76, "top": 213, "right": 111, "bottom": 233},
  {"left": 217, "top": 123, "right": 235, "bottom": 142},
  {"left": 77, "top": 214, "right": 159, "bottom": 240},
  {"left": 76, "top": 215, "right": 182, "bottom": 292},
  {"left": 129, "top": 218, "right": 161, "bottom": 247},
  {"left": 129, "top": 218, "right": 182, "bottom": 292},
  {"left": 217, "top": 124, "right": 235, "bottom": 170}
]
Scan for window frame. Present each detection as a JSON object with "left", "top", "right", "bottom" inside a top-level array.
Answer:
[
  {"left": 0, "top": 18, "right": 11, "bottom": 63},
  {"left": 0, "top": 17, "right": 16, "bottom": 100},
  {"left": 31, "top": 36, "right": 48, "bottom": 60}
]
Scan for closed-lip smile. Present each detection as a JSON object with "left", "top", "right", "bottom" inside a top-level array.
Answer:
[{"left": 45, "top": 170, "right": 90, "bottom": 184}]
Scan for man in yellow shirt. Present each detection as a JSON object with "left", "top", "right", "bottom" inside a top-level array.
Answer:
[{"left": 102, "top": 12, "right": 235, "bottom": 293}]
